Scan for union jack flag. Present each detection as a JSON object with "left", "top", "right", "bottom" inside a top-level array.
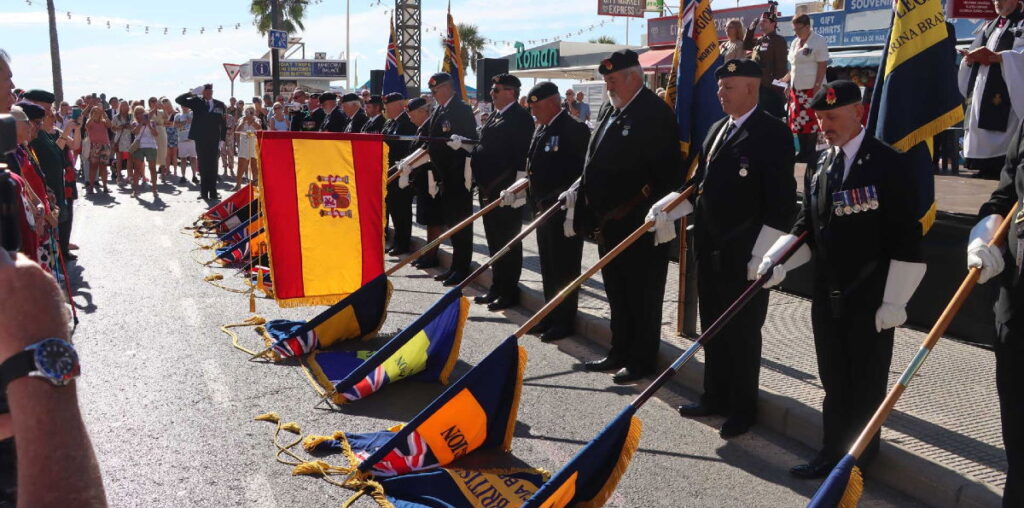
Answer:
[
  {"left": 383, "top": 18, "right": 406, "bottom": 96},
  {"left": 217, "top": 240, "right": 250, "bottom": 265},
  {"left": 250, "top": 265, "right": 273, "bottom": 290},
  {"left": 341, "top": 364, "right": 389, "bottom": 402},
  {"left": 270, "top": 329, "right": 319, "bottom": 358},
  {"left": 366, "top": 431, "right": 436, "bottom": 477}
]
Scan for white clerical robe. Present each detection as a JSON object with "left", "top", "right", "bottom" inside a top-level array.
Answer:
[{"left": 958, "top": 22, "right": 1024, "bottom": 159}]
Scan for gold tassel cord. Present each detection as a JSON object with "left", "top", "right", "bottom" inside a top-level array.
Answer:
[
  {"left": 254, "top": 412, "right": 280, "bottom": 423},
  {"left": 221, "top": 316, "right": 269, "bottom": 356},
  {"left": 838, "top": 465, "right": 864, "bottom": 508}
]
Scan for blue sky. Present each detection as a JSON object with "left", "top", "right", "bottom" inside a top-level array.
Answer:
[{"left": 1, "top": 0, "right": 787, "bottom": 101}]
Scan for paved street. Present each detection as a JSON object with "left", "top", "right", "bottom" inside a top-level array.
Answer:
[{"left": 59, "top": 180, "right": 928, "bottom": 507}]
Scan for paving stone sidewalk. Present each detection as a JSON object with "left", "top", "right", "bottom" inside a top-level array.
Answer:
[{"left": 406, "top": 213, "right": 1006, "bottom": 506}]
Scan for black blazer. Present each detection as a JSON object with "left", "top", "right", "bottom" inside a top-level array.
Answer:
[
  {"left": 693, "top": 108, "right": 797, "bottom": 266},
  {"left": 470, "top": 102, "right": 533, "bottom": 198},
  {"left": 382, "top": 112, "right": 418, "bottom": 165},
  {"left": 321, "top": 107, "right": 347, "bottom": 132},
  {"left": 175, "top": 92, "right": 227, "bottom": 143},
  {"left": 424, "top": 98, "right": 477, "bottom": 194},
  {"left": 345, "top": 109, "right": 369, "bottom": 133},
  {"left": 362, "top": 114, "right": 386, "bottom": 134},
  {"left": 577, "top": 87, "right": 682, "bottom": 232},
  {"left": 527, "top": 110, "right": 590, "bottom": 210},
  {"left": 979, "top": 118, "right": 1024, "bottom": 336},
  {"left": 793, "top": 133, "right": 922, "bottom": 310}
]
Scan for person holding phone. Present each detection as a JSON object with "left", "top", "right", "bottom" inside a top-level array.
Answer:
[
  {"left": 130, "top": 106, "right": 159, "bottom": 199},
  {"left": 235, "top": 105, "right": 260, "bottom": 191}
]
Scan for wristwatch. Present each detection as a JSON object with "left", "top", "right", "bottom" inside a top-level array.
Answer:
[{"left": 0, "top": 338, "right": 79, "bottom": 393}]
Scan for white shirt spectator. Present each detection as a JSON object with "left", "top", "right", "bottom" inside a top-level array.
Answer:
[{"left": 788, "top": 31, "right": 829, "bottom": 91}]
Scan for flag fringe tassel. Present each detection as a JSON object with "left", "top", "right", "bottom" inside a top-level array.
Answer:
[
  {"left": 892, "top": 105, "right": 963, "bottom": 153},
  {"left": 438, "top": 296, "right": 471, "bottom": 385},
  {"left": 839, "top": 465, "right": 864, "bottom": 508},
  {"left": 576, "top": 416, "right": 644, "bottom": 508}
]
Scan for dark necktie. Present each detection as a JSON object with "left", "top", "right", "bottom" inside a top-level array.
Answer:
[
  {"left": 593, "top": 109, "right": 620, "bottom": 149},
  {"left": 827, "top": 147, "right": 845, "bottom": 192},
  {"left": 709, "top": 121, "right": 735, "bottom": 159}
]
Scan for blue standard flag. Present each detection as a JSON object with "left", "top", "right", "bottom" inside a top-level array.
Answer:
[
  {"left": 383, "top": 18, "right": 406, "bottom": 96},
  {"left": 867, "top": 0, "right": 963, "bottom": 234}
]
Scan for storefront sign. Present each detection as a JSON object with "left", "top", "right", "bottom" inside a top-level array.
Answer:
[
  {"left": 646, "top": 0, "right": 664, "bottom": 12},
  {"left": 598, "top": 0, "right": 646, "bottom": 18},
  {"left": 513, "top": 42, "right": 561, "bottom": 69},
  {"left": 646, "top": 4, "right": 767, "bottom": 47},
  {"left": 946, "top": 0, "right": 996, "bottom": 19},
  {"left": 249, "top": 59, "right": 347, "bottom": 79}
]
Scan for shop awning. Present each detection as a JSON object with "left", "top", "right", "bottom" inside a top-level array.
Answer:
[
  {"left": 828, "top": 49, "right": 883, "bottom": 69},
  {"left": 638, "top": 48, "right": 675, "bottom": 71}
]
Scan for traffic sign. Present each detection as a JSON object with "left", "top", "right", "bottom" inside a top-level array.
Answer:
[
  {"left": 223, "top": 63, "right": 241, "bottom": 81},
  {"left": 268, "top": 29, "right": 288, "bottom": 50}
]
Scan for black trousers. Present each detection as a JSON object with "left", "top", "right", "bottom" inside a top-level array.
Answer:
[
  {"left": 796, "top": 133, "right": 819, "bottom": 165},
  {"left": 536, "top": 207, "right": 583, "bottom": 329},
  {"left": 441, "top": 187, "right": 473, "bottom": 273},
  {"left": 59, "top": 202, "right": 73, "bottom": 255},
  {"left": 996, "top": 324, "right": 1023, "bottom": 508},
  {"left": 811, "top": 296, "right": 893, "bottom": 463},
  {"left": 966, "top": 155, "right": 1004, "bottom": 180},
  {"left": 479, "top": 193, "right": 522, "bottom": 299},
  {"left": 386, "top": 180, "right": 414, "bottom": 252},
  {"left": 598, "top": 218, "right": 669, "bottom": 372},
  {"left": 196, "top": 139, "right": 219, "bottom": 198},
  {"left": 696, "top": 259, "right": 768, "bottom": 425}
]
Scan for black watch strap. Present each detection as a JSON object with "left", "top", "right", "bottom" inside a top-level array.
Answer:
[{"left": 0, "top": 350, "right": 36, "bottom": 393}]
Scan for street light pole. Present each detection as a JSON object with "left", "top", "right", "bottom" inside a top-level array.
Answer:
[
  {"left": 346, "top": 0, "right": 351, "bottom": 91},
  {"left": 271, "top": 0, "right": 281, "bottom": 98}
]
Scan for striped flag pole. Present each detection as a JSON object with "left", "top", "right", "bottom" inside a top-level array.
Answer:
[{"left": 807, "top": 204, "right": 1018, "bottom": 507}]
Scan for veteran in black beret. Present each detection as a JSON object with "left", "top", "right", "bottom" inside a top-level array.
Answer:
[
  {"left": 399, "top": 95, "right": 444, "bottom": 265},
  {"left": 319, "top": 93, "right": 348, "bottom": 132},
  {"left": 361, "top": 95, "right": 386, "bottom": 134},
  {"left": 446, "top": 73, "right": 533, "bottom": 309},
  {"left": 564, "top": 49, "right": 683, "bottom": 382},
  {"left": 380, "top": 93, "right": 417, "bottom": 255},
  {"left": 421, "top": 72, "right": 478, "bottom": 285},
  {"left": 672, "top": 58, "right": 797, "bottom": 439},
  {"left": 304, "top": 93, "right": 325, "bottom": 131},
  {"left": 519, "top": 82, "right": 591, "bottom": 341},
  {"left": 342, "top": 92, "right": 369, "bottom": 133},
  {"left": 753, "top": 80, "right": 926, "bottom": 478}
]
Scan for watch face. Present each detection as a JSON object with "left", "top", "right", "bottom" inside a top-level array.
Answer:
[{"left": 33, "top": 338, "right": 79, "bottom": 384}]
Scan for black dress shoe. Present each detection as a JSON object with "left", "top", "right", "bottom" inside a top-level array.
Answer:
[
  {"left": 474, "top": 292, "right": 498, "bottom": 304},
  {"left": 210, "top": 193, "right": 222, "bottom": 200},
  {"left": 677, "top": 403, "right": 715, "bottom": 417},
  {"left": 442, "top": 271, "right": 467, "bottom": 287},
  {"left": 790, "top": 456, "right": 838, "bottom": 479},
  {"left": 719, "top": 419, "right": 751, "bottom": 439},
  {"left": 385, "top": 247, "right": 395, "bottom": 256},
  {"left": 434, "top": 269, "right": 453, "bottom": 282},
  {"left": 417, "top": 257, "right": 439, "bottom": 269},
  {"left": 612, "top": 366, "right": 652, "bottom": 384},
  {"left": 62, "top": 252, "right": 78, "bottom": 261},
  {"left": 583, "top": 357, "right": 626, "bottom": 372},
  {"left": 391, "top": 246, "right": 410, "bottom": 255},
  {"left": 540, "top": 326, "right": 572, "bottom": 342},
  {"left": 487, "top": 296, "right": 519, "bottom": 311}
]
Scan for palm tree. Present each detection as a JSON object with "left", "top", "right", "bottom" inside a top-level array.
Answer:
[
  {"left": 250, "top": 0, "right": 308, "bottom": 97},
  {"left": 442, "top": 23, "right": 486, "bottom": 73},
  {"left": 589, "top": 35, "right": 618, "bottom": 44},
  {"left": 47, "top": 0, "right": 63, "bottom": 103}
]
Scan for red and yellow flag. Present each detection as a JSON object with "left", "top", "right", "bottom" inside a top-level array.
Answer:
[{"left": 257, "top": 132, "right": 387, "bottom": 307}]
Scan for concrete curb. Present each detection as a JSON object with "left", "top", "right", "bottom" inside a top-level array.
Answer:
[{"left": 406, "top": 239, "right": 1004, "bottom": 507}]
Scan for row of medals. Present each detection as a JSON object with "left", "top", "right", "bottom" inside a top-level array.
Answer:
[{"left": 832, "top": 185, "right": 879, "bottom": 216}]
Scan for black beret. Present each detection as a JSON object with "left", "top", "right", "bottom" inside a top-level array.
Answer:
[
  {"left": 714, "top": 59, "right": 762, "bottom": 79},
  {"left": 427, "top": 72, "right": 452, "bottom": 88},
  {"left": 384, "top": 92, "right": 405, "bottom": 104},
  {"left": 809, "top": 80, "right": 862, "bottom": 111},
  {"left": 203, "top": 83, "right": 213, "bottom": 90},
  {"left": 598, "top": 49, "right": 640, "bottom": 75},
  {"left": 341, "top": 93, "right": 360, "bottom": 103},
  {"left": 366, "top": 95, "right": 384, "bottom": 106},
  {"left": 310, "top": 93, "right": 321, "bottom": 100},
  {"left": 527, "top": 82, "right": 559, "bottom": 104},
  {"left": 407, "top": 97, "right": 427, "bottom": 112},
  {"left": 16, "top": 102, "right": 45, "bottom": 120},
  {"left": 22, "top": 89, "right": 55, "bottom": 103},
  {"left": 491, "top": 73, "right": 521, "bottom": 89},
  {"left": 319, "top": 93, "right": 338, "bottom": 102}
]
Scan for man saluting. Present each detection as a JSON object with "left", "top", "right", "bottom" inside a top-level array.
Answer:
[{"left": 176, "top": 84, "right": 227, "bottom": 200}]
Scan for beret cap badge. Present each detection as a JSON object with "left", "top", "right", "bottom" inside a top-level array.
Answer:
[
  {"left": 726, "top": 62, "right": 737, "bottom": 72},
  {"left": 602, "top": 60, "right": 613, "bottom": 70},
  {"left": 825, "top": 88, "right": 837, "bottom": 105}
]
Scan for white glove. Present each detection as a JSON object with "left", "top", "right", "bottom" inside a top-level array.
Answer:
[
  {"left": 500, "top": 177, "right": 529, "bottom": 208},
  {"left": 219, "top": 141, "right": 225, "bottom": 152},
  {"left": 644, "top": 192, "right": 693, "bottom": 246},
  {"left": 191, "top": 85, "right": 205, "bottom": 96},
  {"left": 747, "top": 225, "right": 786, "bottom": 280},
  {"left": 559, "top": 180, "right": 580, "bottom": 238},
  {"left": 967, "top": 214, "right": 1005, "bottom": 284},
  {"left": 756, "top": 233, "right": 812, "bottom": 289},
  {"left": 398, "top": 166, "right": 410, "bottom": 189},
  {"left": 874, "top": 260, "right": 927, "bottom": 332},
  {"left": 446, "top": 134, "right": 469, "bottom": 152},
  {"left": 427, "top": 170, "right": 438, "bottom": 198},
  {"left": 464, "top": 157, "right": 473, "bottom": 191}
]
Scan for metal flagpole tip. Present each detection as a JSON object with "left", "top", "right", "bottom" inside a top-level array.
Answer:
[
  {"left": 314, "top": 390, "right": 339, "bottom": 410},
  {"left": 248, "top": 347, "right": 274, "bottom": 362}
]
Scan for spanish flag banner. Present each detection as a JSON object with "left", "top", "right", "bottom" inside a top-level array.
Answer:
[
  {"left": 302, "top": 336, "right": 525, "bottom": 478},
  {"left": 303, "top": 287, "right": 470, "bottom": 403},
  {"left": 258, "top": 131, "right": 387, "bottom": 307},
  {"left": 522, "top": 406, "right": 642, "bottom": 508},
  {"left": 866, "top": 0, "right": 963, "bottom": 234},
  {"left": 203, "top": 183, "right": 252, "bottom": 221},
  {"left": 372, "top": 468, "right": 549, "bottom": 508}
]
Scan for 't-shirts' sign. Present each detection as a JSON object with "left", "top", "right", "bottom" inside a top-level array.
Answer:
[{"left": 598, "top": 0, "right": 646, "bottom": 18}]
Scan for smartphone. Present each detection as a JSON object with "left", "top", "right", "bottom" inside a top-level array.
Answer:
[{"left": 71, "top": 107, "right": 82, "bottom": 121}]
